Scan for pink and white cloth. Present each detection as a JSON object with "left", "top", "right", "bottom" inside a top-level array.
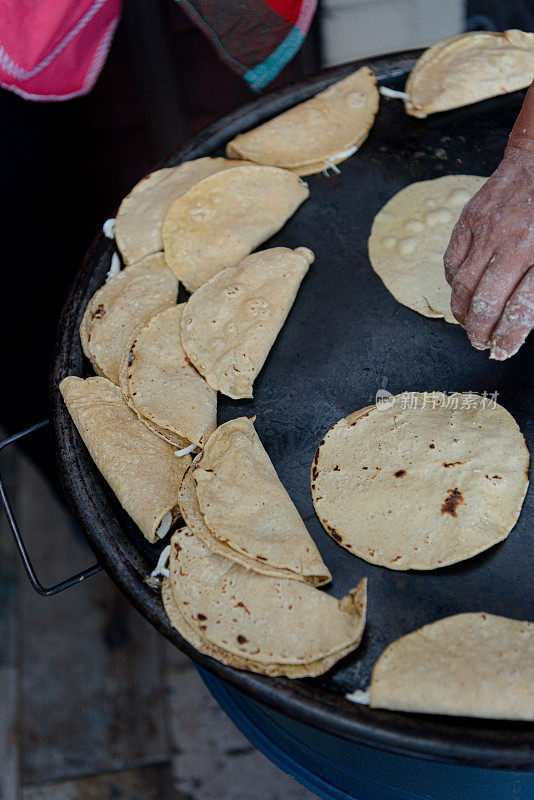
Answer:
[{"left": 0, "top": 0, "right": 121, "bottom": 101}]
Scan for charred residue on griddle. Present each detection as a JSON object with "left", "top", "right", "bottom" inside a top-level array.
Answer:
[{"left": 441, "top": 487, "right": 464, "bottom": 517}]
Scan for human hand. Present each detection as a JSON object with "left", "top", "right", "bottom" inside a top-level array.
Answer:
[{"left": 444, "top": 147, "right": 534, "bottom": 360}]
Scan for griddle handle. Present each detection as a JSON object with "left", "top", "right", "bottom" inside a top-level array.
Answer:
[{"left": 0, "top": 421, "right": 102, "bottom": 596}]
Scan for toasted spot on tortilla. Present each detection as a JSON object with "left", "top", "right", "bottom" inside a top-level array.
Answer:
[{"left": 441, "top": 487, "right": 464, "bottom": 516}]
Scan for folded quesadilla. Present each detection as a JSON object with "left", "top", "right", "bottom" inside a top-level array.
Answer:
[
  {"left": 115, "top": 157, "right": 251, "bottom": 265},
  {"left": 182, "top": 417, "right": 331, "bottom": 585},
  {"left": 163, "top": 526, "right": 366, "bottom": 677},
  {"left": 162, "top": 166, "right": 309, "bottom": 292},
  {"left": 226, "top": 67, "right": 379, "bottom": 175},
  {"left": 80, "top": 253, "right": 178, "bottom": 385},
  {"left": 405, "top": 30, "right": 534, "bottom": 118},
  {"left": 181, "top": 247, "right": 313, "bottom": 398},
  {"left": 370, "top": 612, "right": 534, "bottom": 719},
  {"left": 119, "top": 304, "right": 216, "bottom": 449},
  {"left": 60, "top": 376, "right": 191, "bottom": 542}
]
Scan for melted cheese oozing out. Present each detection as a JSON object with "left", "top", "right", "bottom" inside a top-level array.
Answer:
[
  {"left": 345, "top": 688, "right": 371, "bottom": 705},
  {"left": 322, "top": 146, "right": 359, "bottom": 176},
  {"left": 150, "top": 544, "right": 171, "bottom": 579},
  {"left": 379, "top": 86, "right": 410, "bottom": 100},
  {"left": 103, "top": 218, "right": 116, "bottom": 238},
  {"left": 174, "top": 443, "right": 197, "bottom": 458},
  {"left": 155, "top": 512, "right": 172, "bottom": 539},
  {"left": 330, "top": 145, "right": 359, "bottom": 162},
  {"left": 105, "top": 252, "right": 121, "bottom": 282}
]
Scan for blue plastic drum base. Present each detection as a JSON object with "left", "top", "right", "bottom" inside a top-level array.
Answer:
[{"left": 199, "top": 668, "right": 534, "bottom": 800}]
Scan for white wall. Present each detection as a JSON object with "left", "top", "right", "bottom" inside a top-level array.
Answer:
[{"left": 321, "top": 0, "right": 465, "bottom": 65}]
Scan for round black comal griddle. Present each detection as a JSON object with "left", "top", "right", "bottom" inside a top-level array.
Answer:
[{"left": 52, "top": 51, "right": 534, "bottom": 771}]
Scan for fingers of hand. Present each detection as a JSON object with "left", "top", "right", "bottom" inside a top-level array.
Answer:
[
  {"left": 450, "top": 243, "right": 494, "bottom": 327},
  {"left": 490, "top": 266, "right": 534, "bottom": 360},
  {"left": 465, "top": 255, "right": 532, "bottom": 350},
  {"left": 443, "top": 218, "right": 472, "bottom": 285}
]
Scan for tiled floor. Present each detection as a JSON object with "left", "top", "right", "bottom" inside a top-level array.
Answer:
[{"left": 0, "top": 437, "right": 317, "bottom": 799}]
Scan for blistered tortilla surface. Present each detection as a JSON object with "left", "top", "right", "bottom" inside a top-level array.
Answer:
[
  {"left": 368, "top": 175, "right": 486, "bottom": 323},
  {"left": 162, "top": 166, "right": 309, "bottom": 292},
  {"left": 115, "top": 158, "right": 248, "bottom": 265},
  {"left": 181, "top": 247, "right": 312, "bottom": 398}
]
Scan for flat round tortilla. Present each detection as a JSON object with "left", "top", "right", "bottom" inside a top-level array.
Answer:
[
  {"left": 162, "top": 166, "right": 309, "bottom": 292},
  {"left": 115, "top": 158, "right": 249, "bottom": 265},
  {"left": 370, "top": 612, "right": 534, "bottom": 720},
  {"left": 167, "top": 526, "right": 366, "bottom": 667},
  {"left": 119, "top": 304, "right": 216, "bottom": 448},
  {"left": 405, "top": 30, "right": 534, "bottom": 118},
  {"left": 368, "top": 175, "right": 486, "bottom": 323},
  {"left": 226, "top": 67, "right": 379, "bottom": 176},
  {"left": 311, "top": 392, "right": 530, "bottom": 570},
  {"left": 80, "top": 253, "right": 178, "bottom": 384},
  {"left": 181, "top": 247, "right": 313, "bottom": 399}
]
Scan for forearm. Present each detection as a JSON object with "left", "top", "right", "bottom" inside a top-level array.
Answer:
[{"left": 505, "top": 80, "right": 534, "bottom": 155}]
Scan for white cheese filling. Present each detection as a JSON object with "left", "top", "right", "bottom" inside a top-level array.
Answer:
[
  {"left": 105, "top": 252, "right": 121, "bottom": 282},
  {"left": 150, "top": 544, "right": 171, "bottom": 580},
  {"left": 174, "top": 443, "right": 197, "bottom": 457},
  {"left": 345, "top": 688, "right": 371, "bottom": 705},
  {"left": 155, "top": 512, "right": 172, "bottom": 539},
  {"left": 379, "top": 86, "right": 410, "bottom": 100},
  {"left": 103, "top": 218, "right": 116, "bottom": 238},
  {"left": 322, "top": 145, "right": 358, "bottom": 176}
]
